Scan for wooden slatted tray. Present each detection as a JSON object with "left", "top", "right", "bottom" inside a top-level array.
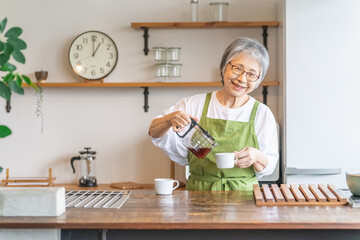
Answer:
[{"left": 253, "top": 184, "right": 348, "bottom": 206}]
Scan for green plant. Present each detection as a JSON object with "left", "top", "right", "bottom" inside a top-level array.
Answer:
[{"left": 0, "top": 17, "right": 37, "bottom": 138}]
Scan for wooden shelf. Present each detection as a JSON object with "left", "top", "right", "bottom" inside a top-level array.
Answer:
[
  {"left": 131, "top": 21, "right": 279, "bottom": 29},
  {"left": 27, "top": 81, "right": 278, "bottom": 88},
  {"left": 21, "top": 81, "right": 278, "bottom": 113},
  {"left": 131, "top": 21, "right": 278, "bottom": 56}
]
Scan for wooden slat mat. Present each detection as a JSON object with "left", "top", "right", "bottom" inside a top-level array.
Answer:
[{"left": 253, "top": 184, "right": 348, "bottom": 206}]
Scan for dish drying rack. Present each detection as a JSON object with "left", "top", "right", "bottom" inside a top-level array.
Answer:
[{"left": 1, "top": 168, "right": 56, "bottom": 187}]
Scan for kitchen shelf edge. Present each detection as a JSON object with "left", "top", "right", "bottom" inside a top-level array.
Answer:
[
  {"left": 131, "top": 21, "right": 279, "bottom": 29},
  {"left": 24, "top": 81, "right": 279, "bottom": 88}
]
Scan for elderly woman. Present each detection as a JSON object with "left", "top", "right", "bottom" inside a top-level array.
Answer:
[{"left": 148, "top": 37, "right": 278, "bottom": 191}]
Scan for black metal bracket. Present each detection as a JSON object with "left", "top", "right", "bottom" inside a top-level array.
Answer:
[
  {"left": 261, "top": 25, "right": 269, "bottom": 105},
  {"left": 142, "top": 87, "right": 149, "bottom": 112},
  {"left": 141, "top": 27, "right": 149, "bottom": 55},
  {"left": 262, "top": 25, "right": 268, "bottom": 49},
  {"left": 5, "top": 99, "right": 11, "bottom": 113},
  {"left": 262, "top": 86, "right": 268, "bottom": 106}
]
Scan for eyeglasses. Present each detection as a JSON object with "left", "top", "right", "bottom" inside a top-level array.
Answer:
[{"left": 228, "top": 62, "right": 260, "bottom": 82}]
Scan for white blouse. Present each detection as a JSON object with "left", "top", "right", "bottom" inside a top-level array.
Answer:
[{"left": 149, "top": 91, "right": 279, "bottom": 178}]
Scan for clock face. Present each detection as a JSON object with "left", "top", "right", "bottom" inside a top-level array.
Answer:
[{"left": 68, "top": 31, "right": 118, "bottom": 80}]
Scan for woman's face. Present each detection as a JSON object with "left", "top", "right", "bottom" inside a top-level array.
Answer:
[{"left": 222, "top": 53, "right": 261, "bottom": 99}]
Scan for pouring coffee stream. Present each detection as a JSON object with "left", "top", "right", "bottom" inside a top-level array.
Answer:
[{"left": 176, "top": 118, "right": 218, "bottom": 159}]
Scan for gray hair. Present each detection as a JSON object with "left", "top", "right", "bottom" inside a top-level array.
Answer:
[{"left": 220, "top": 37, "right": 269, "bottom": 88}]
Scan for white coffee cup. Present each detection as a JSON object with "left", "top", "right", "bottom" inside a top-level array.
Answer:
[
  {"left": 154, "top": 178, "right": 180, "bottom": 195},
  {"left": 215, "top": 152, "right": 236, "bottom": 169}
]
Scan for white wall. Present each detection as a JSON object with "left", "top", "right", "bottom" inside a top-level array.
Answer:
[
  {"left": 284, "top": 0, "right": 360, "bottom": 187},
  {"left": 1, "top": 0, "right": 282, "bottom": 184}
]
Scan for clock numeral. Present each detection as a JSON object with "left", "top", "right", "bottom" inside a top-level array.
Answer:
[
  {"left": 82, "top": 37, "right": 88, "bottom": 44},
  {"left": 109, "top": 53, "right": 114, "bottom": 59},
  {"left": 101, "top": 38, "right": 105, "bottom": 44},
  {"left": 74, "top": 53, "right": 79, "bottom": 59},
  {"left": 106, "top": 62, "right": 111, "bottom": 67},
  {"left": 76, "top": 44, "right": 83, "bottom": 51},
  {"left": 91, "top": 69, "right": 96, "bottom": 76},
  {"left": 83, "top": 67, "right": 88, "bottom": 74},
  {"left": 100, "top": 68, "right": 104, "bottom": 74},
  {"left": 106, "top": 43, "right": 112, "bottom": 50},
  {"left": 91, "top": 35, "right": 97, "bottom": 41}
]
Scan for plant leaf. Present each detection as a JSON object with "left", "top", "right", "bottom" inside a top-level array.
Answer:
[
  {"left": 3, "top": 43, "right": 14, "bottom": 57},
  {"left": 7, "top": 38, "right": 27, "bottom": 50},
  {"left": 0, "top": 125, "right": 12, "bottom": 138},
  {"left": 12, "top": 50, "right": 25, "bottom": 64},
  {"left": 16, "top": 74, "right": 22, "bottom": 86},
  {"left": 3, "top": 72, "right": 14, "bottom": 84},
  {"left": 5, "top": 27, "right": 22, "bottom": 38},
  {"left": 0, "top": 18, "right": 7, "bottom": 33},
  {"left": 29, "top": 81, "right": 39, "bottom": 91},
  {"left": 0, "top": 81, "right": 11, "bottom": 101},
  {"left": 0, "top": 62, "right": 16, "bottom": 72},
  {"left": 9, "top": 80, "right": 24, "bottom": 95},
  {"left": 0, "top": 42, "right": 3, "bottom": 52},
  {"left": 0, "top": 54, "right": 10, "bottom": 66},
  {"left": 22, "top": 74, "right": 31, "bottom": 85}
]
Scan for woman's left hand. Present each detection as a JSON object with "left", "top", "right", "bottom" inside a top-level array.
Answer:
[
  {"left": 234, "top": 147, "right": 268, "bottom": 172},
  {"left": 234, "top": 147, "right": 261, "bottom": 168}
]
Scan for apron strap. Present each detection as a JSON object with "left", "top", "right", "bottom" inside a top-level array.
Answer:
[
  {"left": 249, "top": 101, "right": 260, "bottom": 123},
  {"left": 201, "top": 92, "right": 212, "bottom": 119}
]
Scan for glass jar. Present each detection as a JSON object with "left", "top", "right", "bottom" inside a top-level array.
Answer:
[
  {"left": 209, "top": 2, "right": 229, "bottom": 22},
  {"left": 190, "top": 0, "right": 199, "bottom": 22},
  {"left": 167, "top": 47, "right": 181, "bottom": 62},
  {"left": 170, "top": 63, "right": 182, "bottom": 77},
  {"left": 155, "top": 63, "right": 171, "bottom": 77},
  {"left": 153, "top": 47, "right": 167, "bottom": 61}
]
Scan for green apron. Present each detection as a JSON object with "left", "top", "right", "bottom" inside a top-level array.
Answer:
[{"left": 187, "top": 92, "right": 260, "bottom": 191}]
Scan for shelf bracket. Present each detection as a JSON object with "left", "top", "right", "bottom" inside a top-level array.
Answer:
[
  {"left": 261, "top": 25, "right": 269, "bottom": 105},
  {"left": 261, "top": 25, "right": 268, "bottom": 49},
  {"left": 142, "top": 87, "right": 149, "bottom": 112},
  {"left": 141, "top": 27, "right": 149, "bottom": 55},
  {"left": 5, "top": 99, "right": 11, "bottom": 113},
  {"left": 262, "top": 86, "right": 268, "bottom": 105}
]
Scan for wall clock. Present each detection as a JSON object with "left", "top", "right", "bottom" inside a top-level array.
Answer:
[{"left": 68, "top": 31, "right": 118, "bottom": 81}]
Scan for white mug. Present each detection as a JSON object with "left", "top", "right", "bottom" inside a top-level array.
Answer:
[
  {"left": 215, "top": 152, "right": 236, "bottom": 169},
  {"left": 154, "top": 178, "right": 180, "bottom": 195}
]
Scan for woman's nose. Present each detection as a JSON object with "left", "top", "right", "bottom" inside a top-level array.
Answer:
[{"left": 234, "top": 73, "right": 247, "bottom": 83}]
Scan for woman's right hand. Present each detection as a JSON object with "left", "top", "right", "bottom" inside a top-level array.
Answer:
[{"left": 168, "top": 111, "right": 199, "bottom": 132}]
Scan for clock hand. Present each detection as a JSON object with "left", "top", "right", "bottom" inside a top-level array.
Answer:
[
  {"left": 93, "top": 43, "right": 101, "bottom": 57},
  {"left": 91, "top": 35, "right": 96, "bottom": 56}
]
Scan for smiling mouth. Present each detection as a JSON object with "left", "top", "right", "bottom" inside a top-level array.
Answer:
[{"left": 230, "top": 80, "right": 247, "bottom": 90}]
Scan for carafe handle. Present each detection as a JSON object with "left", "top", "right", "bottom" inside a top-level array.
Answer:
[
  {"left": 176, "top": 118, "right": 197, "bottom": 138},
  {"left": 70, "top": 156, "right": 81, "bottom": 174}
]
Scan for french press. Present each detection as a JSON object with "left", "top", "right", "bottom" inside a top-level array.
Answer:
[
  {"left": 176, "top": 118, "right": 218, "bottom": 159},
  {"left": 70, "top": 147, "right": 97, "bottom": 187}
]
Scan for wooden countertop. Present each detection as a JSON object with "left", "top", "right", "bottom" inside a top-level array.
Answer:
[{"left": 0, "top": 186, "right": 360, "bottom": 230}]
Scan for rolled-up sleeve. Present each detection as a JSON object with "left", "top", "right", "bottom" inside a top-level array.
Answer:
[
  {"left": 254, "top": 106, "right": 279, "bottom": 178},
  {"left": 147, "top": 99, "right": 190, "bottom": 165}
]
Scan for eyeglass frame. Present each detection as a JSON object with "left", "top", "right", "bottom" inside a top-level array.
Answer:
[{"left": 228, "top": 62, "right": 260, "bottom": 82}]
